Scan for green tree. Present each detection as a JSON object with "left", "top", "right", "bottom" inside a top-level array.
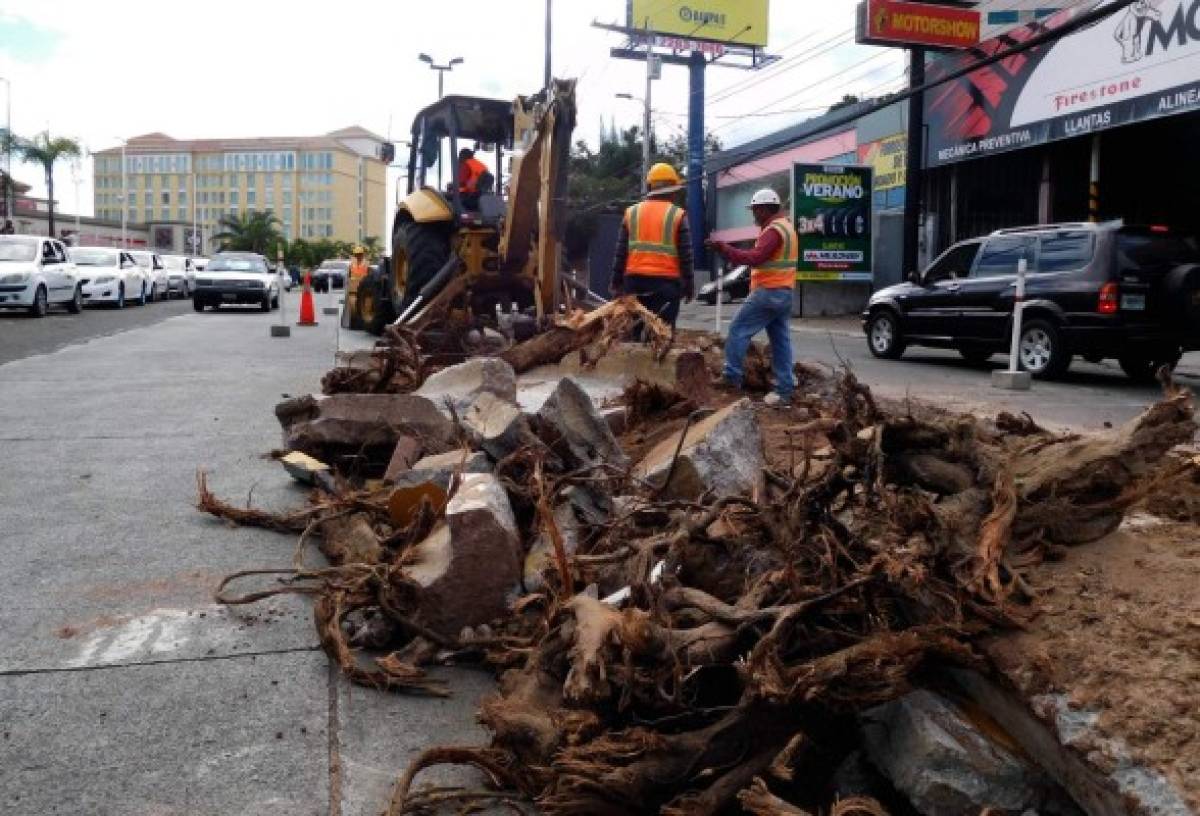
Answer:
[
  {"left": 361, "top": 235, "right": 381, "bottom": 260},
  {"left": 15, "top": 131, "right": 81, "bottom": 239},
  {"left": 827, "top": 94, "right": 861, "bottom": 113},
  {"left": 213, "top": 210, "right": 282, "bottom": 254}
]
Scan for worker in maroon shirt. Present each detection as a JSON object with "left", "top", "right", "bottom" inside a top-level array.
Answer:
[{"left": 705, "top": 188, "right": 798, "bottom": 406}]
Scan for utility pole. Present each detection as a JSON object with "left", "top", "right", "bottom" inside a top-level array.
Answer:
[
  {"left": 901, "top": 47, "right": 925, "bottom": 277},
  {"left": 544, "top": 0, "right": 552, "bottom": 88},
  {"left": 191, "top": 165, "right": 198, "bottom": 255}
]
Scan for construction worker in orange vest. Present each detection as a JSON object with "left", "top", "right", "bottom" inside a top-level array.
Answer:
[
  {"left": 458, "top": 148, "right": 491, "bottom": 210},
  {"left": 609, "top": 162, "right": 693, "bottom": 328},
  {"left": 706, "top": 188, "right": 798, "bottom": 406},
  {"left": 349, "top": 245, "right": 370, "bottom": 280}
]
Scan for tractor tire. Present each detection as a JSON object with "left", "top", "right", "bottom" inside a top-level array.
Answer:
[
  {"left": 358, "top": 283, "right": 388, "bottom": 336},
  {"left": 392, "top": 220, "right": 450, "bottom": 312}
]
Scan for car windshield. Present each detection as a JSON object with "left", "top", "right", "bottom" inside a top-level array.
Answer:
[
  {"left": 162, "top": 256, "right": 186, "bottom": 270},
  {"left": 208, "top": 257, "right": 267, "bottom": 273},
  {"left": 69, "top": 248, "right": 119, "bottom": 267},
  {"left": 320, "top": 261, "right": 350, "bottom": 271},
  {"left": 129, "top": 253, "right": 152, "bottom": 267},
  {"left": 0, "top": 239, "right": 38, "bottom": 262}
]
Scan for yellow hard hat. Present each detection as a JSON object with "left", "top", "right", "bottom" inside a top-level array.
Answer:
[
  {"left": 352, "top": 245, "right": 365, "bottom": 255},
  {"left": 646, "top": 162, "right": 682, "bottom": 189}
]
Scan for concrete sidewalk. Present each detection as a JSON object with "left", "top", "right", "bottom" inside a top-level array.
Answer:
[{"left": 0, "top": 292, "right": 489, "bottom": 815}]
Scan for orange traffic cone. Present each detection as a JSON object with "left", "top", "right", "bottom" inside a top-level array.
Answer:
[{"left": 297, "top": 271, "right": 318, "bottom": 327}]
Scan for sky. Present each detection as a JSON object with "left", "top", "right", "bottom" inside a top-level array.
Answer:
[{"left": 0, "top": 0, "right": 1039, "bottom": 223}]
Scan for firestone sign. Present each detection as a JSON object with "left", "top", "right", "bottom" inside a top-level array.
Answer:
[
  {"left": 925, "top": 0, "right": 1200, "bottom": 166},
  {"left": 856, "top": 0, "right": 982, "bottom": 49}
]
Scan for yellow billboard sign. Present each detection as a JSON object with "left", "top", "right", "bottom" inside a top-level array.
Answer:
[
  {"left": 857, "top": 134, "right": 907, "bottom": 191},
  {"left": 628, "top": 0, "right": 770, "bottom": 48}
]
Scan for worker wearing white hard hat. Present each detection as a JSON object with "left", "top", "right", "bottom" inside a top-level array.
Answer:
[{"left": 705, "top": 187, "right": 798, "bottom": 406}]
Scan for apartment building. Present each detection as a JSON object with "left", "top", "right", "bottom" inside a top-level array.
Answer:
[{"left": 92, "top": 127, "right": 387, "bottom": 253}]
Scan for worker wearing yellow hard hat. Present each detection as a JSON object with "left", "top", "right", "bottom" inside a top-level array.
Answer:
[
  {"left": 609, "top": 162, "right": 693, "bottom": 330},
  {"left": 349, "top": 245, "right": 369, "bottom": 280}
]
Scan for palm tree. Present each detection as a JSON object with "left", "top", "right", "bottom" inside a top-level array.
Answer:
[
  {"left": 16, "top": 131, "right": 81, "bottom": 239},
  {"left": 213, "top": 210, "right": 282, "bottom": 254}
]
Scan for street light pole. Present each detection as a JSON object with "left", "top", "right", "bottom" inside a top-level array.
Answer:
[
  {"left": 616, "top": 91, "right": 653, "bottom": 196},
  {"left": 71, "top": 154, "right": 82, "bottom": 244},
  {"left": 119, "top": 140, "right": 127, "bottom": 249},
  {"left": 418, "top": 54, "right": 464, "bottom": 191},
  {"left": 1, "top": 77, "right": 12, "bottom": 224}
]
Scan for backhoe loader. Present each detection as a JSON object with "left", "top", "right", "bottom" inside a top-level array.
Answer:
[{"left": 351, "top": 79, "right": 578, "bottom": 335}]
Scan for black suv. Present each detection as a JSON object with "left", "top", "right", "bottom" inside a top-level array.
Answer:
[{"left": 862, "top": 222, "right": 1200, "bottom": 381}]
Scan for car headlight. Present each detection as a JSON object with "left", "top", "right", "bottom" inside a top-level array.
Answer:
[{"left": 0, "top": 272, "right": 29, "bottom": 284}]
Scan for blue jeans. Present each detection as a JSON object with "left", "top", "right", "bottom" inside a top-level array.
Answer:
[{"left": 723, "top": 287, "right": 795, "bottom": 398}]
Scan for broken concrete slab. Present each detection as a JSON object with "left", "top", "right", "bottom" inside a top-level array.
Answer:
[
  {"left": 632, "top": 398, "right": 764, "bottom": 500},
  {"left": 524, "top": 501, "right": 582, "bottom": 592},
  {"left": 460, "top": 391, "right": 546, "bottom": 464},
  {"left": 281, "top": 394, "right": 454, "bottom": 468},
  {"left": 416, "top": 358, "right": 517, "bottom": 419},
  {"left": 535, "top": 343, "right": 710, "bottom": 401},
  {"left": 383, "top": 436, "right": 423, "bottom": 484},
  {"left": 389, "top": 450, "right": 492, "bottom": 495},
  {"left": 402, "top": 473, "right": 522, "bottom": 638},
  {"left": 280, "top": 451, "right": 330, "bottom": 486},
  {"left": 861, "top": 689, "right": 1058, "bottom": 816},
  {"left": 536, "top": 377, "right": 628, "bottom": 470}
]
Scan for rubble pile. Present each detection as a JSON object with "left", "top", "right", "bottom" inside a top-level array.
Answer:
[{"left": 200, "top": 308, "right": 1197, "bottom": 816}]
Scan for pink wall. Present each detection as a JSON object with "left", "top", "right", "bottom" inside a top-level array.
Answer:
[{"left": 716, "top": 130, "right": 857, "bottom": 189}]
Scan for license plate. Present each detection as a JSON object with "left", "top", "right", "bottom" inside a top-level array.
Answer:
[
  {"left": 222, "top": 293, "right": 237, "bottom": 302},
  {"left": 1121, "top": 294, "right": 1146, "bottom": 311}
]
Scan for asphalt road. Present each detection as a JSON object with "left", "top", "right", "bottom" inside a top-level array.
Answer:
[
  {"left": 0, "top": 297, "right": 195, "bottom": 366},
  {"left": 677, "top": 300, "right": 1200, "bottom": 431},
  {"left": 0, "top": 291, "right": 490, "bottom": 815}
]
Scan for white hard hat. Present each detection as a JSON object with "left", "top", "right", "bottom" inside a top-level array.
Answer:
[{"left": 748, "top": 188, "right": 782, "bottom": 208}]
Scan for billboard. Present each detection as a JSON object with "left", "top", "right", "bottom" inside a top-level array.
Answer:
[
  {"left": 791, "top": 163, "right": 874, "bottom": 282},
  {"left": 926, "top": 0, "right": 1200, "bottom": 166},
  {"left": 856, "top": 0, "right": 981, "bottom": 49},
  {"left": 857, "top": 134, "right": 906, "bottom": 191},
  {"left": 627, "top": 0, "right": 769, "bottom": 48}
]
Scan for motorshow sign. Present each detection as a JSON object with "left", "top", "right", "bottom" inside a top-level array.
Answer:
[
  {"left": 926, "top": 0, "right": 1200, "bottom": 166},
  {"left": 627, "top": 0, "right": 769, "bottom": 48},
  {"left": 856, "top": 0, "right": 982, "bottom": 49},
  {"left": 791, "top": 163, "right": 874, "bottom": 283}
]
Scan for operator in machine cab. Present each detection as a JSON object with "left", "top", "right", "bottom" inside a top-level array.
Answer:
[
  {"left": 457, "top": 148, "right": 492, "bottom": 210},
  {"left": 349, "top": 245, "right": 369, "bottom": 280},
  {"left": 609, "top": 162, "right": 694, "bottom": 329}
]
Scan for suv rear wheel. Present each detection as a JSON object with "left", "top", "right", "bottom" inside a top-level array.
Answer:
[
  {"left": 1018, "top": 319, "right": 1071, "bottom": 379},
  {"left": 866, "top": 310, "right": 905, "bottom": 359},
  {"left": 1118, "top": 348, "right": 1181, "bottom": 384}
]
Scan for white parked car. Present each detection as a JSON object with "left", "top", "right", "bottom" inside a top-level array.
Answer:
[
  {"left": 192, "top": 252, "right": 280, "bottom": 312},
  {"left": 68, "top": 247, "right": 149, "bottom": 308},
  {"left": 160, "top": 255, "right": 196, "bottom": 298},
  {"left": 129, "top": 250, "right": 169, "bottom": 302},
  {"left": 0, "top": 235, "right": 82, "bottom": 317}
]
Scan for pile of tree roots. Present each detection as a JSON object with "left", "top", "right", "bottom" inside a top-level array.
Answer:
[{"left": 201, "top": 317, "right": 1195, "bottom": 815}]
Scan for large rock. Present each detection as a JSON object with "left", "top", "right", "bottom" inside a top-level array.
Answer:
[
  {"left": 536, "top": 377, "right": 628, "bottom": 470},
  {"left": 402, "top": 473, "right": 522, "bottom": 637},
  {"left": 416, "top": 358, "right": 517, "bottom": 418},
  {"left": 861, "top": 690, "right": 1049, "bottom": 816},
  {"left": 632, "top": 398, "right": 763, "bottom": 500},
  {"left": 280, "top": 394, "right": 454, "bottom": 470},
  {"left": 460, "top": 391, "right": 550, "bottom": 463},
  {"left": 392, "top": 449, "right": 492, "bottom": 493},
  {"left": 537, "top": 344, "right": 710, "bottom": 402}
]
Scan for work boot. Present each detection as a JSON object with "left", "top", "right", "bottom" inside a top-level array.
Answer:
[{"left": 764, "top": 392, "right": 792, "bottom": 409}]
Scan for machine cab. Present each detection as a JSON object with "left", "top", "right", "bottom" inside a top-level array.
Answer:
[{"left": 404, "top": 95, "right": 520, "bottom": 228}]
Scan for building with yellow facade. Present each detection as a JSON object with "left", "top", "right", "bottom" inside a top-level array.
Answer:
[{"left": 92, "top": 127, "right": 387, "bottom": 255}]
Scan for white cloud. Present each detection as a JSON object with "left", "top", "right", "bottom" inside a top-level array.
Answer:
[{"left": 2, "top": 0, "right": 987, "bottom": 226}]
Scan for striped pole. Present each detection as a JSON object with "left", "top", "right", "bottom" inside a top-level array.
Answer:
[{"left": 1088, "top": 134, "right": 1101, "bottom": 222}]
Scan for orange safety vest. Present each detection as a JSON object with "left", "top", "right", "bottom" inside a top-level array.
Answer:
[
  {"left": 750, "top": 216, "right": 799, "bottom": 291},
  {"left": 460, "top": 157, "right": 488, "bottom": 193},
  {"left": 624, "top": 199, "right": 685, "bottom": 278},
  {"left": 349, "top": 259, "right": 369, "bottom": 279}
]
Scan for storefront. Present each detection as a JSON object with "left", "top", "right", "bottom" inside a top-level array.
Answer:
[{"left": 924, "top": 0, "right": 1200, "bottom": 253}]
